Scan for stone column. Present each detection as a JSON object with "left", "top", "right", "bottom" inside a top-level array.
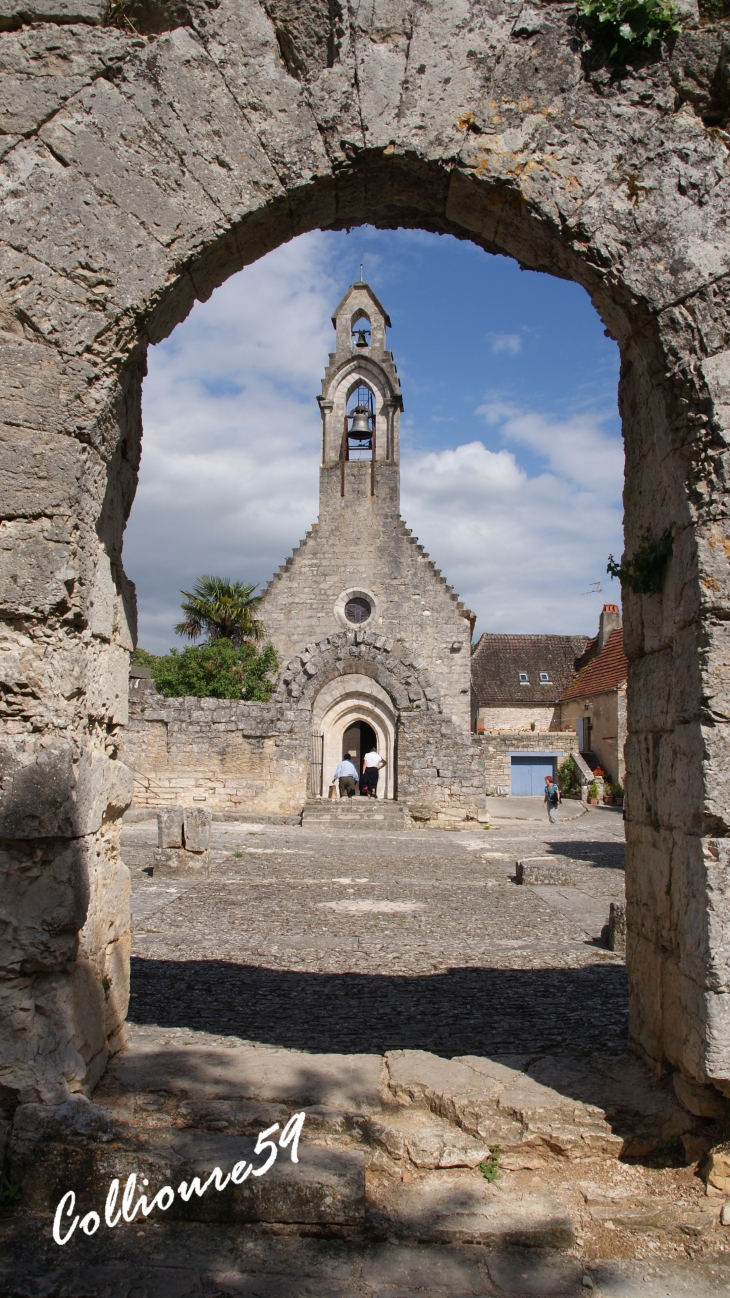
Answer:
[
  {"left": 0, "top": 349, "right": 139, "bottom": 1104},
  {"left": 622, "top": 307, "right": 730, "bottom": 1091}
]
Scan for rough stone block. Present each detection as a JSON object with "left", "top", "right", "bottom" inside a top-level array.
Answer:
[
  {"left": 704, "top": 1143, "right": 730, "bottom": 1195},
  {"left": 604, "top": 901, "right": 626, "bottom": 954},
  {"left": 157, "top": 806, "right": 183, "bottom": 849},
  {"left": 673, "top": 1073, "right": 727, "bottom": 1120},
  {"left": 153, "top": 847, "right": 210, "bottom": 871},
  {"left": 183, "top": 805, "right": 212, "bottom": 853},
  {"left": 516, "top": 858, "right": 577, "bottom": 886}
]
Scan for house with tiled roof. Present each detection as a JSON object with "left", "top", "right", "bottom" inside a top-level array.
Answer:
[
  {"left": 471, "top": 633, "right": 590, "bottom": 733},
  {"left": 559, "top": 605, "right": 628, "bottom": 785}
]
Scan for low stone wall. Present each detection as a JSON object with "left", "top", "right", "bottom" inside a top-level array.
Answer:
[
  {"left": 479, "top": 730, "right": 580, "bottom": 795},
  {"left": 122, "top": 683, "right": 489, "bottom": 822},
  {"left": 121, "top": 687, "right": 309, "bottom": 816}
]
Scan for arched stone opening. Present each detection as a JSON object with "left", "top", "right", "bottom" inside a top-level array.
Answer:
[
  {"left": 312, "top": 674, "right": 396, "bottom": 801},
  {"left": 2, "top": 0, "right": 729, "bottom": 1105}
]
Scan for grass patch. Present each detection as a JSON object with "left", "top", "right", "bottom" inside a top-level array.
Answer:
[{"left": 478, "top": 1146, "right": 500, "bottom": 1182}]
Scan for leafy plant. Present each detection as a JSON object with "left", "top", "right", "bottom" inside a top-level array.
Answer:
[
  {"left": 175, "top": 575, "right": 264, "bottom": 646},
  {"left": 699, "top": 0, "right": 730, "bottom": 18},
  {"left": 557, "top": 755, "right": 581, "bottom": 797},
  {"left": 607, "top": 528, "right": 673, "bottom": 596},
  {"left": 478, "top": 1146, "right": 500, "bottom": 1182},
  {"left": 0, "top": 1180, "right": 20, "bottom": 1209},
  {"left": 592, "top": 766, "right": 605, "bottom": 778},
  {"left": 138, "top": 639, "right": 279, "bottom": 701},
  {"left": 577, "top": 0, "right": 682, "bottom": 60},
  {"left": 588, "top": 780, "right": 599, "bottom": 799},
  {"left": 605, "top": 781, "right": 624, "bottom": 797}
]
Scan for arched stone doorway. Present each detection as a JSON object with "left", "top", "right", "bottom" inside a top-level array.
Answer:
[
  {"left": 2, "top": 0, "right": 729, "bottom": 1105},
  {"left": 312, "top": 675, "right": 396, "bottom": 801}
]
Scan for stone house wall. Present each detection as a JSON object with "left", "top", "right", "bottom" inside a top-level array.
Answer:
[
  {"left": 559, "top": 687, "right": 626, "bottom": 785},
  {"left": 476, "top": 704, "right": 559, "bottom": 733},
  {"left": 480, "top": 730, "right": 581, "bottom": 796}
]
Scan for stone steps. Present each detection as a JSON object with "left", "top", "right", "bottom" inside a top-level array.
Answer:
[
  {"left": 302, "top": 798, "right": 414, "bottom": 829},
  {"left": 6, "top": 1032, "right": 704, "bottom": 1254}
]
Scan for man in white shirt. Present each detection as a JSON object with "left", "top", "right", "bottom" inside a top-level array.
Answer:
[
  {"left": 361, "top": 747, "right": 386, "bottom": 799},
  {"left": 333, "top": 751, "right": 358, "bottom": 798}
]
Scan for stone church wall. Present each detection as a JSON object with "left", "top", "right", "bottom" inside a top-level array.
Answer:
[{"left": 261, "top": 463, "right": 473, "bottom": 732}]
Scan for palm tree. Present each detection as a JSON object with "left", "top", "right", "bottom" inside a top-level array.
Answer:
[{"left": 175, "top": 575, "right": 264, "bottom": 646}]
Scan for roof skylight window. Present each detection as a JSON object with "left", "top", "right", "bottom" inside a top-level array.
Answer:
[
  {"left": 539, "top": 672, "right": 550, "bottom": 683},
  {"left": 519, "top": 672, "right": 529, "bottom": 684}
]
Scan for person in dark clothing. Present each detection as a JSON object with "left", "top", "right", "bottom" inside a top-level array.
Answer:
[{"left": 361, "top": 747, "right": 386, "bottom": 798}]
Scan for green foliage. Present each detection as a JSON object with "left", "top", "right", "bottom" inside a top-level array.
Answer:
[
  {"left": 605, "top": 781, "right": 624, "bottom": 798},
  {"left": 607, "top": 528, "right": 673, "bottom": 596},
  {"left": 175, "top": 575, "right": 264, "bottom": 646},
  {"left": 577, "top": 0, "right": 682, "bottom": 60},
  {"left": 699, "top": 0, "right": 730, "bottom": 18},
  {"left": 588, "top": 780, "right": 599, "bottom": 799},
  {"left": 0, "top": 1179, "right": 20, "bottom": 1209},
  {"left": 479, "top": 1146, "right": 500, "bottom": 1182},
  {"left": 131, "top": 647, "right": 157, "bottom": 668},
  {"left": 557, "top": 756, "right": 581, "bottom": 796},
  {"left": 140, "top": 639, "right": 278, "bottom": 701}
]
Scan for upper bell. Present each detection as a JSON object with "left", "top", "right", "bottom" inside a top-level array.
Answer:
[
  {"left": 349, "top": 406, "right": 372, "bottom": 437},
  {"left": 353, "top": 328, "right": 370, "bottom": 349}
]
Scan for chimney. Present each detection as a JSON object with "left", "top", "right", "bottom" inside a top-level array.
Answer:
[{"left": 597, "top": 604, "right": 622, "bottom": 653}]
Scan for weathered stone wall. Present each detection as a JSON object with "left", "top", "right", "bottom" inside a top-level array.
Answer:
[
  {"left": 397, "top": 711, "right": 487, "bottom": 822},
  {"left": 480, "top": 730, "right": 580, "bottom": 796},
  {"left": 559, "top": 687, "right": 626, "bottom": 785},
  {"left": 121, "top": 689, "right": 308, "bottom": 815},
  {"left": 1, "top": 0, "right": 730, "bottom": 1100},
  {"left": 262, "top": 467, "right": 474, "bottom": 733},
  {"left": 477, "top": 705, "right": 559, "bottom": 733}
]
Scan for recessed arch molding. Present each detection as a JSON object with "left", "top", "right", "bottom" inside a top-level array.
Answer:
[{"left": 1, "top": 0, "right": 730, "bottom": 1104}]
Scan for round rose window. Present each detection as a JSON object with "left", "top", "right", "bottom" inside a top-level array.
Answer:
[{"left": 344, "top": 596, "right": 371, "bottom": 624}]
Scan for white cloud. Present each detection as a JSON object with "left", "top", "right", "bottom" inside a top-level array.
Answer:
[
  {"left": 124, "top": 232, "right": 623, "bottom": 653},
  {"left": 402, "top": 408, "right": 623, "bottom": 633},
  {"left": 124, "top": 236, "right": 336, "bottom": 652},
  {"left": 488, "top": 332, "right": 522, "bottom": 355}
]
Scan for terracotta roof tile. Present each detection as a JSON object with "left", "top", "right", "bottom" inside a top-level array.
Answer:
[
  {"left": 471, "top": 634, "right": 590, "bottom": 705},
  {"left": 560, "top": 628, "right": 628, "bottom": 700}
]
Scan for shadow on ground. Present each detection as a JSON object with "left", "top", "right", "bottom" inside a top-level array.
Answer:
[
  {"left": 130, "top": 959, "right": 628, "bottom": 1055},
  {"left": 543, "top": 839, "right": 625, "bottom": 869}
]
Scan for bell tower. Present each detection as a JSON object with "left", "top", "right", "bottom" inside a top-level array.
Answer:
[
  {"left": 260, "top": 279, "right": 475, "bottom": 744},
  {"left": 318, "top": 281, "right": 403, "bottom": 511}
]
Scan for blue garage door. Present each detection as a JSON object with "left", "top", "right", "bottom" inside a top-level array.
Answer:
[{"left": 510, "top": 755, "right": 556, "bottom": 796}]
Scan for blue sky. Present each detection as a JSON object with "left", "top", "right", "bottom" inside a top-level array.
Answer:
[{"left": 124, "top": 227, "right": 623, "bottom": 654}]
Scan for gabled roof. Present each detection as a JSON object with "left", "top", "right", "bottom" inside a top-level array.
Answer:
[
  {"left": 332, "top": 282, "right": 392, "bottom": 328},
  {"left": 560, "top": 627, "right": 628, "bottom": 700},
  {"left": 471, "top": 634, "right": 590, "bottom": 705}
]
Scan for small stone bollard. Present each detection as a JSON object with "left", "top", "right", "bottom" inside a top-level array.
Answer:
[
  {"left": 157, "top": 806, "right": 183, "bottom": 849},
  {"left": 606, "top": 902, "right": 626, "bottom": 953},
  {"left": 183, "top": 805, "right": 212, "bottom": 854}
]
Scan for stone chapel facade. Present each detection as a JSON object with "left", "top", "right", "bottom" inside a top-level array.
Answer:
[
  {"left": 259, "top": 282, "right": 476, "bottom": 802},
  {"left": 124, "top": 284, "right": 487, "bottom": 821}
]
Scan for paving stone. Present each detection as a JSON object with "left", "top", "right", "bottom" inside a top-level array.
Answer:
[
  {"left": 107, "top": 1041, "right": 384, "bottom": 1109},
  {"left": 486, "top": 1248, "right": 585, "bottom": 1296},
  {"left": 373, "top": 1170, "right": 575, "bottom": 1249}
]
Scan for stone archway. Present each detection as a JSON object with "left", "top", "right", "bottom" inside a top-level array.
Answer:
[
  {"left": 2, "top": 0, "right": 730, "bottom": 1105},
  {"left": 312, "top": 674, "right": 397, "bottom": 801}
]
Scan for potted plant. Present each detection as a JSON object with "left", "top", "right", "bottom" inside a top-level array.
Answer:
[{"left": 588, "top": 780, "right": 599, "bottom": 805}]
